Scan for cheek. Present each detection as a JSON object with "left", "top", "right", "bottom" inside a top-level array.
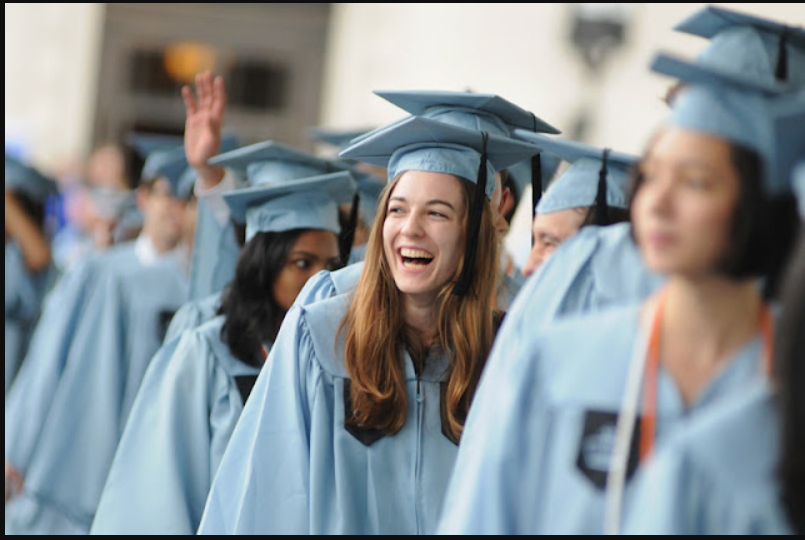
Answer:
[{"left": 272, "top": 268, "right": 304, "bottom": 311}]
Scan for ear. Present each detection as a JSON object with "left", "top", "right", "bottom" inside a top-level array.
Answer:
[{"left": 498, "top": 187, "right": 515, "bottom": 218}]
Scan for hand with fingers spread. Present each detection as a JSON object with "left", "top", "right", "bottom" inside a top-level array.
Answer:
[{"left": 182, "top": 71, "right": 227, "bottom": 189}]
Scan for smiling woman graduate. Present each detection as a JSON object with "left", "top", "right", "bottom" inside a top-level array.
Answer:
[{"left": 197, "top": 116, "right": 539, "bottom": 535}]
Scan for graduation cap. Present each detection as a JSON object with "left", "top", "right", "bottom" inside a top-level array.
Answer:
[
  {"left": 5, "top": 153, "right": 59, "bottom": 203},
  {"left": 127, "top": 132, "right": 185, "bottom": 159},
  {"left": 513, "top": 131, "right": 638, "bottom": 220},
  {"left": 340, "top": 115, "right": 540, "bottom": 296},
  {"left": 673, "top": 5, "right": 805, "bottom": 88},
  {"left": 375, "top": 90, "right": 562, "bottom": 217},
  {"left": 223, "top": 171, "right": 357, "bottom": 243},
  {"left": 354, "top": 172, "right": 386, "bottom": 227},
  {"left": 652, "top": 52, "right": 805, "bottom": 195},
  {"left": 140, "top": 145, "right": 195, "bottom": 200},
  {"left": 210, "top": 140, "right": 348, "bottom": 187},
  {"left": 306, "top": 126, "right": 377, "bottom": 152},
  {"left": 88, "top": 186, "right": 136, "bottom": 220}
]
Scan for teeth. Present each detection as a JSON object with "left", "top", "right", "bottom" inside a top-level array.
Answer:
[{"left": 400, "top": 248, "right": 434, "bottom": 259}]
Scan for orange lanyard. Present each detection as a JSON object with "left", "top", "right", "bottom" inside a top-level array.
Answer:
[
  {"left": 261, "top": 345, "right": 269, "bottom": 362},
  {"left": 638, "top": 292, "right": 775, "bottom": 461}
]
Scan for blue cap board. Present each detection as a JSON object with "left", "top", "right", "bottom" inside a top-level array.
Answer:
[
  {"left": 339, "top": 115, "right": 541, "bottom": 201},
  {"left": 223, "top": 171, "right": 357, "bottom": 242},
  {"left": 652, "top": 53, "right": 805, "bottom": 195},
  {"left": 513, "top": 131, "right": 638, "bottom": 214},
  {"left": 210, "top": 140, "right": 349, "bottom": 188},
  {"left": 674, "top": 5, "right": 805, "bottom": 89},
  {"left": 794, "top": 161, "right": 805, "bottom": 220},
  {"left": 5, "top": 153, "right": 58, "bottom": 203}
]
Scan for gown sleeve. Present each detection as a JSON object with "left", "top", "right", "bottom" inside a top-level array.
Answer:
[
  {"left": 198, "top": 305, "right": 322, "bottom": 534},
  {"left": 90, "top": 325, "right": 238, "bottom": 534}
]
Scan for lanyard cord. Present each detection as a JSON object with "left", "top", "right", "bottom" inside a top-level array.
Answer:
[{"left": 604, "top": 289, "right": 774, "bottom": 535}]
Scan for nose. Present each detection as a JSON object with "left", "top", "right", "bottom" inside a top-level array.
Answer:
[
  {"left": 521, "top": 244, "right": 545, "bottom": 278},
  {"left": 400, "top": 210, "right": 425, "bottom": 238},
  {"left": 641, "top": 174, "right": 675, "bottom": 219}
]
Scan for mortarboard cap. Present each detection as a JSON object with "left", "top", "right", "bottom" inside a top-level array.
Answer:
[
  {"left": 223, "top": 171, "right": 357, "bottom": 242},
  {"left": 674, "top": 5, "right": 805, "bottom": 88},
  {"left": 339, "top": 116, "right": 540, "bottom": 201},
  {"left": 513, "top": 131, "right": 638, "bottom": 214},
  {"left": 5, "top": 154, "right": 59, "bottom": 203},
  {"left": 210, "top": 140, "right": 347, "bottom": 188},
  {"left": 306, "top": 126, "right": 377, "bottom": 152},
  {"left": 652, "top": 53, "right": 805, "bottom": 195}
]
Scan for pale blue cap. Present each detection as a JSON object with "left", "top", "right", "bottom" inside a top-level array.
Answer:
[
  {"left": 513, "top": 131, "right": 637, "bottom": 214},
  {"left": 374, "top": 90, "right": 560, "bottom": 135},
  {"left": 354, "top": 173, "right": 386, "bottom": 227},
  {"left": 5, "top": 154, "right": 58, "bottom": 203},
  {"left": 140, "top": 144, "right": 195, "bottom": 200},
  {"left": 210, "top": 140, "right": 347, "bottom": 188},
  {"left": 339, "top": 116, "right": 541, "bottom": 201},
  {"left": 375, "top": 90, "right": 561, "bottom": 199},
  {"left": 675, "top": 5, "right": 805, "bottom": 88},
  {"left": 653, "top": 53, "right": 805, "bottom": 195},
  {"left": 223, "top": 171, "right": 357, "bottom": 242},
  {"left": 127, "top": 133, "right": 185, "bottom": 158},
  {"left": 794, "top": 161, "right": 805, "bottom": 220},
  {"left": 306, "top": 126, "right": 376, "bottom": 152}
]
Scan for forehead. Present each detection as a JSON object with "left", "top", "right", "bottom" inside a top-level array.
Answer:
[
  {"left": 533, "top": 207, "right": 587, "bottom": 235},
  {"left": 648, "top": 127, "right": 733, "bottom": 169},
  {"left": 392, "top": 170, "right": 465, "bottom": 203}
]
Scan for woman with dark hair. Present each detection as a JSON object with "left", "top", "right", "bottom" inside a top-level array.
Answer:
[
  {"left": 197, "top": 116, "right": 539, "bottom": 534},
  {"left": 437, "top": 57, "right": 802, "bottom": 534},
  {"left": 621, "top": 228, "right": 805, "bottom": 534},
  {"left": 5, "top": 155, "right": 58, "bottom": 394},
  {"left": 89, "top": 156, "right": 354, "bottom": 535}
]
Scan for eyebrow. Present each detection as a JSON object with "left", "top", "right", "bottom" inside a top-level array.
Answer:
[
  {"left": 289, "top": 251, "right": 325, "bottom": 260},
  {"left": 537, "top": 232, "right": 561, "bottom": 244},
  {"left": 390, "top": 196, "right": 456, "bottom": 211}
]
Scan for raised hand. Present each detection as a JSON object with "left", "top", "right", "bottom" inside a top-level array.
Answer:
[{"left": 182, "top": 71, "right": 227, "bottom": 188}]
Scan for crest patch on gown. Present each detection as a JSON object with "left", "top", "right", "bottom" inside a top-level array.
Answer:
[{"left": 575, "top": 410, "right": 641, "bottom": 490}]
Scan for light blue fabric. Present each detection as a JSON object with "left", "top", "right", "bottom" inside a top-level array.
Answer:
[
  {"left": 5, "top": 242, "right": 57, "bottom": 394},
  {"left": 5, "top": 241, "right": 189, "bottom": 534},
  {"left": 437, "top": 303, "right": 773, "bottom": 534},
  {"left": 223, "top": 172, "right": 356, "bottom": 241},
  {"left": 165, "top": 292, "right": 222, "bottom": 343},
  {"left": 651, "top": 54, "right": 805, "bottom": 195},
  {"left": 5, "top": 153, "right": 58, "bottom": 203},
  {"left": 90, "top": 316, "right": 262, "bottom": 535},
  {"left": 622, "top": 381, "right": 791, "bottom": 534},
  {"left": 340, "top": 116, "right": 540, "bottom": 202},
  {"left": 198, "top": 294, "right": 460, "bottom": 534},
  {"left": 674, "top": 5, "right": 805, "bottom": 89},
  {"left": 512, "top": 132, "right": 638, "bottom": 214},
  {"left": 188, "top": 192, "right": 243, "bottom": 301},
  {"left": 140, "top": 144, "right": 195, "bottom": 200},
  {"left": 293, "top": 262, "right": 366, "bottom": 309}
]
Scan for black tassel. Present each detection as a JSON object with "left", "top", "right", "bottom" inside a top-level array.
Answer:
[
  {"left": 340, "top": 192, "right": 361, "bottom": 267},
  {"left": 593, "top": 149, "right": 611, "bottom": 226},
  {"left": 531, "top": 153, "right": 542, "bottom": 246},
  {"left": 776, "top": 29, "right": 789, "bottom": 82},
  {"left": 454, "top": 132, "right": 489, "bottom": 297}
]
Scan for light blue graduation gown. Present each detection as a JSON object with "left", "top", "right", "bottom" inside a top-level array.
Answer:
[
  {"left": 5, "top": 241, "right": 189, "bottom": 535},
  {"left": 292, "top": 261, "right": 365, "bottom": 308},
  {"left": 5, "top": 242, "right": 56, "bottom": 393},
  {"left": 623, "top": 381, "right": 791, "bottom": 535},
  {"left": 198, "top": 294, "right": 459, "bottom": 535},
  {"left": 437, "top": 303, "right": 771, "bottom": 534},
  {"left": 164, "top": 291, "right": 222, "bottom": 343},
  {"left": 90, "top": 316, "right": 262, "bottom": 535},
  {"left": 188, "top": 198, "right": 240, "bottom": 301}
]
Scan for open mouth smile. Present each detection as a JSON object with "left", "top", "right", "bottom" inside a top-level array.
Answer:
[{"left": 399, "top": 247, "right": 435, "bottom": 270}]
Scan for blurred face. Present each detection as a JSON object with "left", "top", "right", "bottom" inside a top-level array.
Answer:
[
  {"left": 632, "top": 127, "right": 739, "bottom": 277},
  {"left": 383, "top": 171, "right": 467, "bottom": 304},
  {"left": 272, "top": 230, "right": 340, "bottom": 311},
  {"left": 521, "top": 207, "right": 588, "bottom": 277},
  {"left": 137, "top": 178, "right": 187, "bottom": 252}
]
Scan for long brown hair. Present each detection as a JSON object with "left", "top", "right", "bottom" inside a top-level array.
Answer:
[{"left": 339, "top": 173, "right": 499, "bottom": 442}]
